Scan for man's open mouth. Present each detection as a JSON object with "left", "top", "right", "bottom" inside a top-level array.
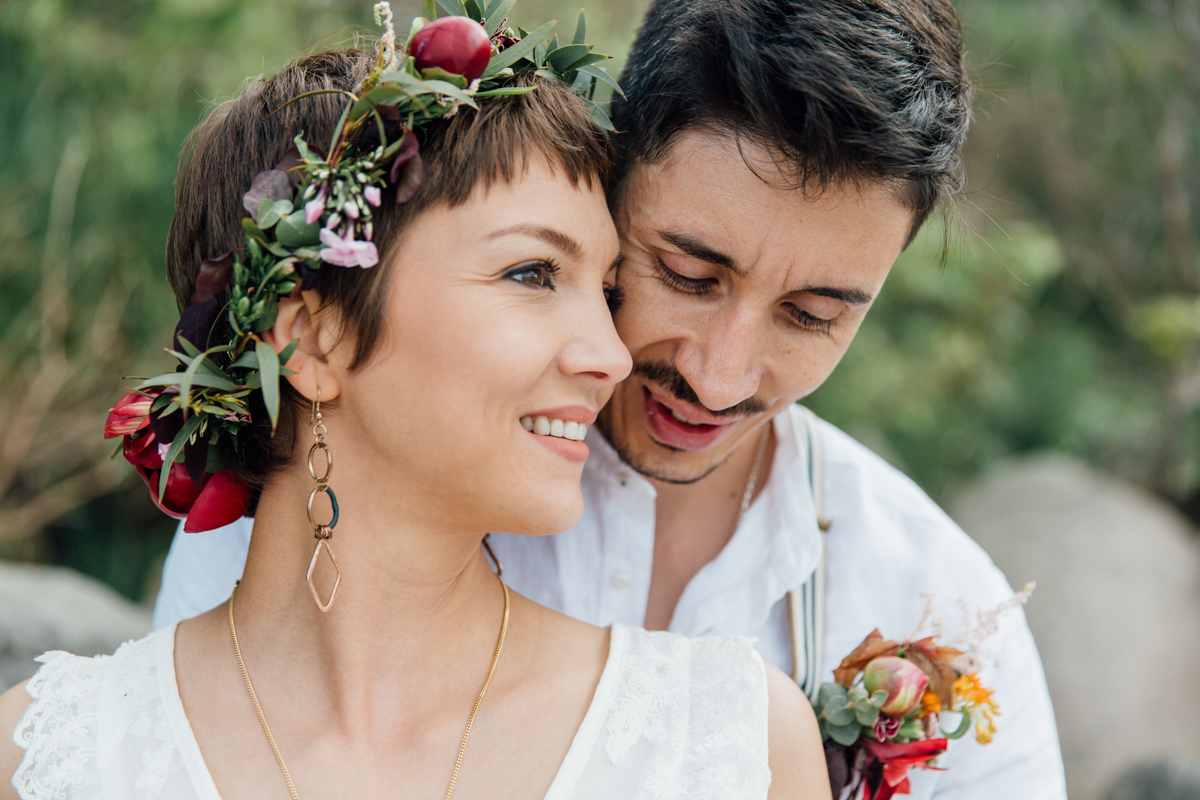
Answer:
[{"left": 641, "top": 386, "right": 736, "bottom": 451}]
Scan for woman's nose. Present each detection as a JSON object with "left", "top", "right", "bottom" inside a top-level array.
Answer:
[{"left": 560, "top": 293, "right": 633, "bottom": 387}]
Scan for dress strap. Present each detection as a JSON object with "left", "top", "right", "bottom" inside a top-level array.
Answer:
[{"left": 786, "top": 406, "right": 829, "bottom": 701}]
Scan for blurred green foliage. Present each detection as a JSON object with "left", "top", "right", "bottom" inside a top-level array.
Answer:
[
  {"left": 0, "top": 0, "right": 1195, "bottom": 598},
  {"left": 809, "top": 0, "right": 1200, "bottom": 509}
]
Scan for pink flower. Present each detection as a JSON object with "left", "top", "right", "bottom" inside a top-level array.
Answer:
[
  {"left": 318, "top": 227, "right": 378, "bottom": 268},
  {"left": 363, "top": 185, "right": 381, "bottom": 207},
  {"left": 864, "top": 656, "right": 930, "bottom": 718},
  {"left": 104, "top": 390, "right": 157, "bottom": 438},
  {"left": 305, "top": 186, "right": 328, "bottom": 225}
]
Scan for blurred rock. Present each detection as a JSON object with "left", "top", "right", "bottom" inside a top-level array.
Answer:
[
  {"left": 1106, "top": 760, "right": 1200, "bottom": 800},
  {"left": 0, "top": 562, "right": 151, "bottom": 691},
  {"left": 950, "top": 454, "right": 1200, "bottom": 800}
]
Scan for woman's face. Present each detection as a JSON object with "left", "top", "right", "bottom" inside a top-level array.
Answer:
[{"left": 334, "top": 159, "right": 631, "bottom": 536}]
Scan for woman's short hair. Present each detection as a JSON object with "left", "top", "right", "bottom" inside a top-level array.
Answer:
[{"left": 166, "top": 48, "right": 614, "bottom": 504}]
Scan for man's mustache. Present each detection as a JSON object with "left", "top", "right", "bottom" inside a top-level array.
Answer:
[{"left": 632, "top": 360, "right": 768, "bottom": 419}]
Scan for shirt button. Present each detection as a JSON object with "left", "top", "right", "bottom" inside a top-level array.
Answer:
[
  {"left": 611, "top": 569, "right": 634, "bottom": 589},
  {"left": 616, "top": 473, "right": 630, "bottom": 487}
]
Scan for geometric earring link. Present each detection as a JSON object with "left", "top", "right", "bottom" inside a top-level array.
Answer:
[{"left": 305, "top": 389, "right": 341, "bottom": 611}]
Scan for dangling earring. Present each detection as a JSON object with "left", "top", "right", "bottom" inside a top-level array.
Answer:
[{"left": 306, "top": 389, "right": 341, "bottom": 611}]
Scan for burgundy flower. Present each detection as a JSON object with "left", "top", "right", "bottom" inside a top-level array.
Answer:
[
  {"left": 123, "top": 429, "right": 163, "bottom": 471},
  {"left": 182, "top": 469, "right": 253, "bottom": 533},
  {"left": 104, "top": 390, "right": 156, "bottom": 438},
  {"left": 410, "top": 16, "right": 492, "bottom": 82},
  {"left": 124, "top": 433, "right": 252, "bottom": 532}
]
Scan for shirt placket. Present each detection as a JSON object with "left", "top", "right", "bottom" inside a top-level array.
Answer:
[{"left": 596, "top": 466, "right": 656, "bottom": 627}]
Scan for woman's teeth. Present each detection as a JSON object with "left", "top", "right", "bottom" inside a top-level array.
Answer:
[{"left": 521, "top": 416, "right": 588, "bottom": 441}]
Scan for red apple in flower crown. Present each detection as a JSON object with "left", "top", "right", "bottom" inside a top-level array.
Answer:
[{"left": 410, "top": 16, "right": 493, "bottom": 82}]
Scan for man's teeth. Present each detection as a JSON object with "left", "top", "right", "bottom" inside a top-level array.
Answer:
[
  {"left": 668, "top": 407, "right": 705, "bottom": 426},
  {"left": 521, "top": 416, "right": 588, "bottom": 441}
]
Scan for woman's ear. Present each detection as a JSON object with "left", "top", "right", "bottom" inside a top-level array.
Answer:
[{"left": 261, "top": 287, "right": 343, "bottom": 402}]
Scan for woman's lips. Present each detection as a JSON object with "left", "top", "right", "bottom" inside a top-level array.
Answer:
[{"left": 642, "top": 387, "right": 732, "bottom": 451}]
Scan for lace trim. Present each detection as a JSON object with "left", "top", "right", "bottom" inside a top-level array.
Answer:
[
  {"left": 11, "top": 632, "right": 185, "bottom": 800},
  {"left": 605, "top": 629, "right": 771, "bottom": 799},
  {"left": 12, "top": 650, "right": 103, "bottom": 800}
]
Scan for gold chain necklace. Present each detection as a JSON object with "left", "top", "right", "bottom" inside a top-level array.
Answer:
[
  {"left": 736, "top": 425, "right": 770, "bottom": 527},
  {"left": 228, "top": 575, "right": 511, "bottom": 800}
]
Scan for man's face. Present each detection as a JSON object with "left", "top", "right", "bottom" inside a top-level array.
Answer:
[{"left": 600, "top": 129, "right": 915, "bottom": 483}]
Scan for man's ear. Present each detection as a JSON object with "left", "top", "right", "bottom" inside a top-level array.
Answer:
[{"left": 260, "top": 287, "right": 343, "bottom": 402}]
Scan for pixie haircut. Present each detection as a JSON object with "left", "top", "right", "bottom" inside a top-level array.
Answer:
[
  {"left": 166, "top": 48, "right": 613, "bottom": 500},
  {"left": 612, "top": 0, "right": 972, "bottom": 240}
]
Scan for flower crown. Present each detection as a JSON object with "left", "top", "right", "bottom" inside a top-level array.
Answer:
[{"left": 104, "top": 0, "right": 619, "bottom": 533}]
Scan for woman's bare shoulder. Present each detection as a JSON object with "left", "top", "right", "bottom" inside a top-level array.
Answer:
[
  {"left": 764, "top": 663, "right": 832, "bottom": 800},
  {"left": 0, "top": 679, "right": 32, "bottom": 800}
]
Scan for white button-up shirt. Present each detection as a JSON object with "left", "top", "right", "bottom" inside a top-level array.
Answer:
[{"left": 153, "top": 405, "right": 1066, "bottom": 799}]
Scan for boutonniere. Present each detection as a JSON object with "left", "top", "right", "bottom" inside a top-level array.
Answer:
[{"left": 814, "top": 585, "right": 1034, "bottom": 800}]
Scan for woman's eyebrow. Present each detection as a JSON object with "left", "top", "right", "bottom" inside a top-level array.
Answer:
[{"left": 486, "top": 224, "right": 584, "bottom": 260}]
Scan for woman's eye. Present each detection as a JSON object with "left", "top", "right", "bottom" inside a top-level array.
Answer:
[
  {"left": 785, "top": 304, "right": 836, "bottom": 335},
  {"left": 653, "top": 259, "right": 716, "bottom": 296},
  {"left": 506, "top": 260, "right": 559, "bottom": 290}
]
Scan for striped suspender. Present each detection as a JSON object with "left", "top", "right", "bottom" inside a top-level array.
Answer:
[{"left": 787, "top": 407, "right": 830, "bottom": 702}]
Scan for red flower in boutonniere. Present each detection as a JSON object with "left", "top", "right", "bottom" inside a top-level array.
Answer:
[{"left": 860, "top": 737, "right": 947, "bottom": 800}]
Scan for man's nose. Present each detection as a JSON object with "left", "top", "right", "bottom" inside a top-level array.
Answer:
[{"left": 674, "top": 306, "right": 764, "bottom": 412}]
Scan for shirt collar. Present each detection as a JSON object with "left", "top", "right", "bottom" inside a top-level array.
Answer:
[{"left": 584, "top": 406, "right": 825, "bottom": 636}]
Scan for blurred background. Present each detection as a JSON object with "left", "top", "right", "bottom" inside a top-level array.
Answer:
[{"left": 0, "top": 0, "right": 1197, "bottom": 796}]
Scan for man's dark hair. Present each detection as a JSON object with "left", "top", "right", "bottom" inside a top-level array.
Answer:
[{"left": 612, "top": 0, "right": 972, "bottom": 241}]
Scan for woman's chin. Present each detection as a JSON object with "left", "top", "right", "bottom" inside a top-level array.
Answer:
[{"left": 495, "top": 483, "right": 585, "bottom": 538}]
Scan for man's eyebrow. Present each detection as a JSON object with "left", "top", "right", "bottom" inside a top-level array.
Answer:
[
  {"left": 801, "top": 285, "right": 874, "bottom": 305},
  {"left": 658, "top": 230, "right": 745, "bottom": 276},
  {"left": 486, "top": 224, "right": 584, "bottom": 261}
]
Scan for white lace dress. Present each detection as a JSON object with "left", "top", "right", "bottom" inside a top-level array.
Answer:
[{"left": 11, "top": 624, "right": 771, "bottom": 799}]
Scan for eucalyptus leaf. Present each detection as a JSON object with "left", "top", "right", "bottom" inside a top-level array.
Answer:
[
  {"left": 256, "top": 338, "right": 281, "bottom": 430},
  {"left": 941, "top": 710, "right": 973, "bottom": 740},
  {"left": 420, "top": 79, "right": 479, "bottom": 108},
  {"left": 817, "top": 683, "right": 848, "bottom": 709},
  {"left": 256, "top": 198, "right": 293, "bottom": 230},
  {"left": 571, "top": 9, "right": 586, "bottom": 44},
  {"left": 482, "top": 0, "right": 515, "bottom": 36},
  {"left": 156, "top": 414, "right": 202, "bottom": 503},
  {"left": 587, "top": 100, "right": 615, "bottom": 132},
  {"left": 139, "top": 372, "right": 237, "bottom": 392},
  {"left": 253, "top": 299, "right": 279, "bottom": 332},
  {"left": 275, "top": 209, "right": 321, "bottom": 248},
  {"left": 871, "top": 690, "right": 889, "bottom": 707},
  {"left": 472, "top": 87, "right": 538, "bottom": 98},
  {"left": 546, "top": 44, "right": 590, "bottom": 73},
  {"left": 823, "top": 696, "right": 855, "bottom": 727},
  {"left": 483, "top": 20, "right": 556, "bottom": 76},
  {"left": 558, "top": 52, "right": 609, "bottom": 75},
  {"left": 435, "top": 0, "right": 466, "bottom": 16},
  {"left": 230, "top": 351, "right": 260, "bottom": 370},
  {"left": 848, "top": 686, "right": 868, "bottom": 704},
  {"left": 278, "top": 338, "right": 300, "bottom": 366},
  {"left": 855, "top": 704, "right": 882, "bottom": 727},
  {"left": 827, "top": 721, "right": 863, "bottom": 747},
  {"left": 177, "top": 338, "right": 202, "bottom": 358},
  {"left": 576, "top": 64, "right": 623, "bottom": 97}
]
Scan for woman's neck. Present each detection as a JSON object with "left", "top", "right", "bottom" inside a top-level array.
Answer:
[{"left": 227, "top": 466, "right": 508, "bottom": 730}]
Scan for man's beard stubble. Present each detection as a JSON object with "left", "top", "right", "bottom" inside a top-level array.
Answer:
[{"left": 597, "top": 360, "right": 770, "bottom": 485}]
